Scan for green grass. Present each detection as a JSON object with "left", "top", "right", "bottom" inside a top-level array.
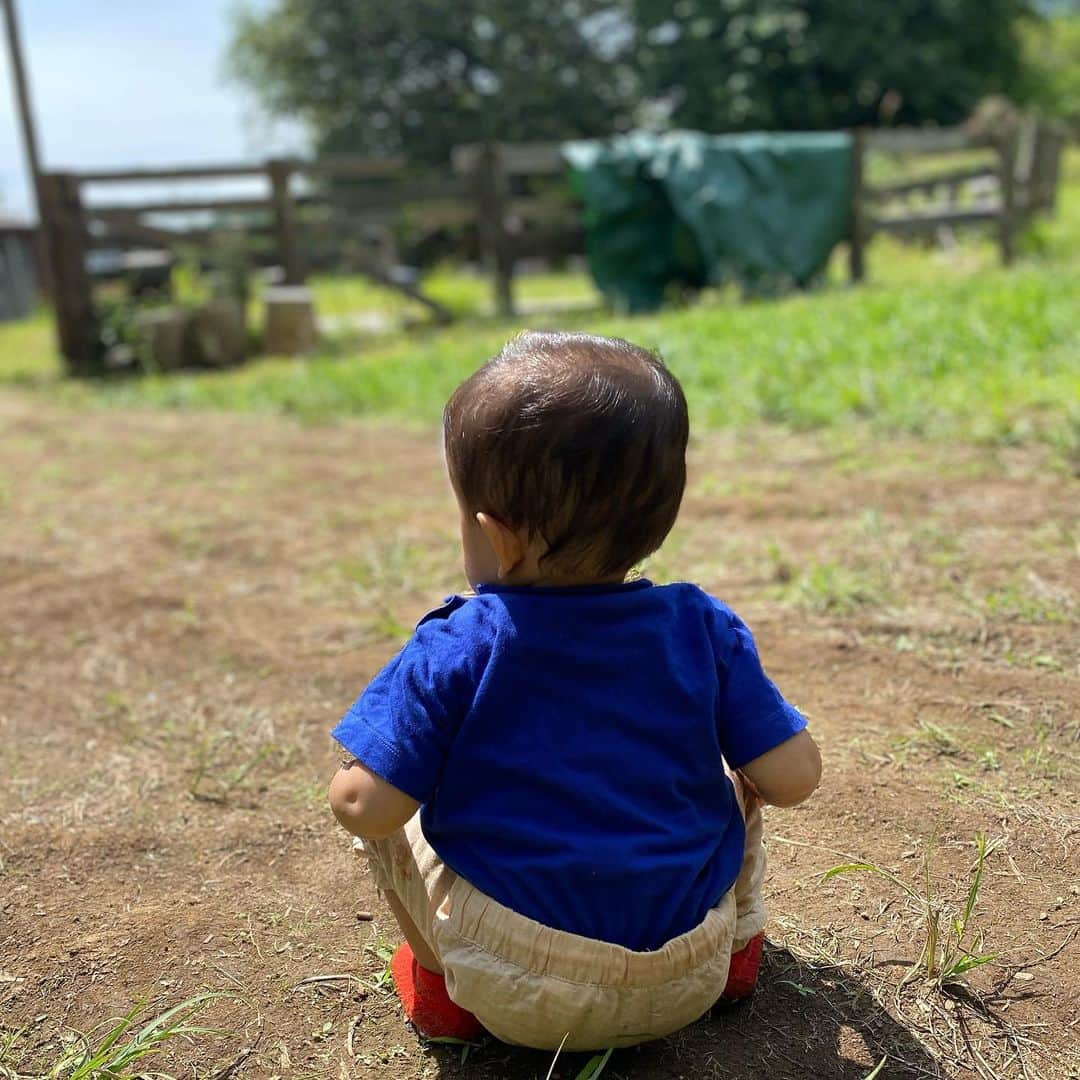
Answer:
[
  {"left": 307, "top": 264, "right": 600, "bottom": 324},
  {"left": 783, "top": 559, "right": 890, "bottom": 613},
  {"left": 822, "top": 832, "right": 995, "bottom": 990},
  {"left": 0, "top": 993, "right": 226, "bottom": 1080},
  {"left": 0, "top": 308, "right": 57, "bottom": 386},
  {"left": 2, "top": 154, "right": 1078, "bottom": 449}
]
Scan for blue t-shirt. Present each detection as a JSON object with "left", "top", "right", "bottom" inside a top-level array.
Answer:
[{"left": 332, "top": 579, "right": 806, "bottom": 952}]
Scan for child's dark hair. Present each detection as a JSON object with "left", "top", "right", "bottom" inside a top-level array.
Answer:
[{"left": 444, "top": 330, "right": 689, "bottom": 577}]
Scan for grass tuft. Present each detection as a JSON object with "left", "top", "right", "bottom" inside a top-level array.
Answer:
[
  {"left": 785, "top": 560, "right": 888, "bottom": 613},
  {"left": 821, "top": 832, "right": 995, "bottom": 989},
  {"left": 0, "top": 992, "right": 228, "bottom": 1080},
  {"left": 362, "top": 940, "right": 396, "bottom": 992}
]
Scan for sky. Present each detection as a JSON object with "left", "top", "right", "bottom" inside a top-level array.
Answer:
[{"left": 0, "top": 0, "right": 304, "bottom": 221}]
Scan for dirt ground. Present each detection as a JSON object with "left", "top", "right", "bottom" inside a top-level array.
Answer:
[{"left": 1, "top": 394, "right": 1077, "bottom": 1079}]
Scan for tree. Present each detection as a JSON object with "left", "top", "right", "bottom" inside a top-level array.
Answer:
[
  {"left": 1016, "top": 9, "right": 1080, "bottom": 130},
  {"left": 229, "top": 0, "right": 637, "bottom": 165},
  {"left": 232, "top": 0, "right": 1038, "bottom": 163},
  {"left": 632, "top": 0, "right": 1033, "bottom": 132}
]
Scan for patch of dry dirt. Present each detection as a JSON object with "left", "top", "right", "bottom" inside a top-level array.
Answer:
[{"left": 1, "top": 395, "right": 1077, "bottom": 1079}]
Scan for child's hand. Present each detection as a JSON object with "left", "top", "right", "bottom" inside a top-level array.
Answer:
[{"left": 735, "top": 769, "right": 764, "bottom": 812}]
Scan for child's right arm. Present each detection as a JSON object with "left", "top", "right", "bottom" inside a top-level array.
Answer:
[
  {"left": 708, "top": 599, "right": 821, "bottom": 809},
  {"left": 329, "top": 758, "right": 420, "bottom": 840},
  {"left": 738, "top": 729, "right": 821, "bottom": 808}
]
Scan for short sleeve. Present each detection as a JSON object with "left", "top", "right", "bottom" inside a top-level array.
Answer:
[
  {"left": 331, "top": 599, "right": 485, "bottom": 803},
  {"left": 709, "top": 603, "right": 807, "bottom": 769}
]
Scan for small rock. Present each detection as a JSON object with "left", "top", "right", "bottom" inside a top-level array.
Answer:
[{"left": 355, "top": 911, "right": 373, "bottom": 922}]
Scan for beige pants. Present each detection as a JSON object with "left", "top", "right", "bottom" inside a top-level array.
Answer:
[{"left": 358, "top": 773, "right": 766, "bottom": 1051}]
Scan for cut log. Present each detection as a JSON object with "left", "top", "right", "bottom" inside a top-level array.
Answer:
[
  {"left": 264, "top": 285, "right": 318, "bottom": 356},
  {"left": 189, "top": 299, "right": 247, "bottom": 367},
  {"left": 133, "top": 307, "right": 188, "bottom": 371}
]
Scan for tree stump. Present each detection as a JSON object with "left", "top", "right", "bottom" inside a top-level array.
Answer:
[
  {"left": 189, "top": 299, "right": 246, "bottom": 367},
  {"left": 133, "top": 307, "right": 188, "bottom": 371},
  {"left": 264, "top": 285, "right": 317, "bottom": 356}
]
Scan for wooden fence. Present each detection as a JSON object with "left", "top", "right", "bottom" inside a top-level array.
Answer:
[
  {"left": 454, "top": 123, "right": 1066, "bottom": 313},
  {"left": 40, "top": 154, "right": 467, "bottom": 372},
  {"left": 40, "top": 122, "right": 1067, "bottom": 374},
  {"left": 453, "top": 142, "right": 582, "bottom": 319},
  {"left": 849, "top": 120, "right": 1067, "bottom": 280}
]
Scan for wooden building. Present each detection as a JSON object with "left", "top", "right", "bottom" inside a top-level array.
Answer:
[{"left": 0, "top": 214, "right": 37, "bottom": 321}]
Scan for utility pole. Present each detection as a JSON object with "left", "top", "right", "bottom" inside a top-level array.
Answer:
[
  {"left": 2, "top": 0, "right": 46, "bottom": 221},
  {"left": 2, "top": 0, "right": 54, "bottom": 297}
]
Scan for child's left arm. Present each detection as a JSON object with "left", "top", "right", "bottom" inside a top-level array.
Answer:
[{"left": 329, "top": 758, "right": 420, "bottom": 840}]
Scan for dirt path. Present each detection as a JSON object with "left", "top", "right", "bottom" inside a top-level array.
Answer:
[{"left": 1, "top": 394, "right": 1077, "bottom": 1079}]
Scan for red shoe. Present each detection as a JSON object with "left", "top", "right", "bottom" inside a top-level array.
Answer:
[
  {"left": 721, "top": 932, "right": 764, "bottom": 1001},
  {"left": 390, "top": 943, "right": 483, "bottom": 1041}
]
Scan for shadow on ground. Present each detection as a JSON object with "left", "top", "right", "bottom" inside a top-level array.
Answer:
[{"left": 421, "top": 944, "right": 940, "bottom": 1079}]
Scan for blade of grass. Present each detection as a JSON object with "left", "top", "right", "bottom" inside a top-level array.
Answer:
[
  {"left": 943, "top": 951, "right": 997, "bottom": 978},
  {"left": 956, "top": 834, "right": 987, "bottom": 943},
  {"left": 575, "top": 1047, "right": 615, "bottom": 1080},
  {"left": 819, "top": 862, "right": 923, "bottom": 903},
  {"left": 544, "top": 1032, "right": 570, "bottom": 1080},
  {"left": 924, "top": 827, "right": 938, "bottom": 981},
  {"left": 131, "top": 991, "right": 222, "bottom": 1042},
  {"left": 67, "top": 1007, "right": 142, "bottom": 1078}
]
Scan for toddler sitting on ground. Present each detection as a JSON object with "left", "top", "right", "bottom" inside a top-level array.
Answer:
[{"left": 329, "top": 330, "right": 821, "bottom": 1050}]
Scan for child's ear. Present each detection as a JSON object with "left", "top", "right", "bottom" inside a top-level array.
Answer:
[{"left": 476, "top": 512, "right": 526, "bottom": 578}]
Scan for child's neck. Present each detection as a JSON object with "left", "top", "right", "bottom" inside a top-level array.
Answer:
[{"left": 499, "top": 569, "right": 629, "bottom": 589}]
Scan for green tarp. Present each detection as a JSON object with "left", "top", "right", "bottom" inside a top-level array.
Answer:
[{"left": 563, "top": 131, "right": 853, "bottom": 312}]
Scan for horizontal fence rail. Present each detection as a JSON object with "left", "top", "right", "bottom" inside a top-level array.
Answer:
[
  {"left": 862, "top": 129, "right": 998, "bottom": 154},
  {"left": 38, "top": 122, "right": 1066, "bottom": 374}
]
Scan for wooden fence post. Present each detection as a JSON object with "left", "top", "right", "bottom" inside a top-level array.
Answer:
[
  {"left": 996, "top": 131, "right": 1018, "bottom": 267},
  {"left": 473, "top": 145, "right": 515, "bottom": 317},
  {"left": 268, "top": 159, "right": 305, "bottom": 285},
  {"left": 848, "top": 128, "right": 867, "bottom": 283},
  {"left": 1030, "top": 123, "right": 1065, "bottom": 216},
  {"left": 40, "top": 171, "right": 100, "bottom": 375}
]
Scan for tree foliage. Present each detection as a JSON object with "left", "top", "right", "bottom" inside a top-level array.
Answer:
[
  {"left": 229, "top": 0, "right": 635, "bottom": 164},
  {"left": 1016, "top": 11, "right": 1080, "bottom": 129},
  {"left": 633, "top": 0, "right": 1032, "bottom": 132},
  {"left": 230, "top": 0, "right": 1036, "bottom": 163}
]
